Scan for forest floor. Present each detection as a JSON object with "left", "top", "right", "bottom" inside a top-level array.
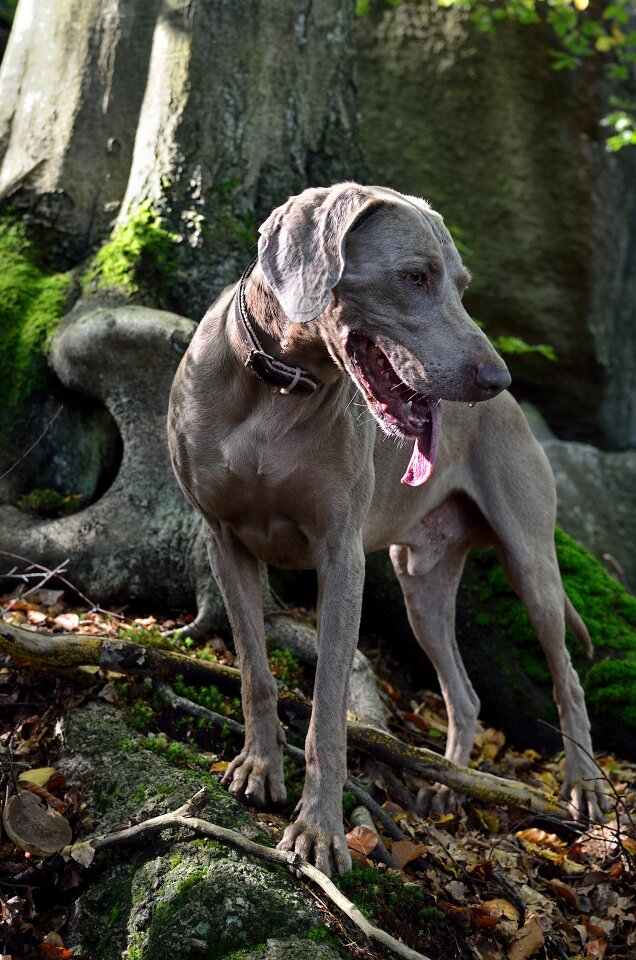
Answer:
[{"left": 1, "top": 589, "right": 635, "bottom": 960}]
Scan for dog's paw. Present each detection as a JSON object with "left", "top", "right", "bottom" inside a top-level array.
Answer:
[
  {"left": 221, "top": 751, "right": 286, "bottom": 807},
  {"left": 277, "top": 818, "right": 352, "bottom": 877}
]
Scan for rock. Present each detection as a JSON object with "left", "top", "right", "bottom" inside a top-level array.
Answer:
[
  {"left": 521, "top": 403, "right": 636, "bottom": 591},
  {"left": 60, "top": 701, "right": 341, "bottom": 960},
  {"left": 357, "top": 2, "right": 636, "bottom": 448},
  {"left": 543, "top": 440, "right": 636, "bottom": 592}
]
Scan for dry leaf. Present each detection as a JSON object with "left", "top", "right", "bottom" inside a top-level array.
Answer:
[
  {"left": 481, "top": 899, "right": 521, "bottom": 923},
  {"left": 507, "top": 912, "right": 544, "bottom": 960},
  {"left": 17, "top": 768, "right": 59, "bottom": 789},
  {"left": 209, "top": 761, "right": 229, "bottom": 774},
  {"left": 70, "top": 841, "right": 96, "bottom": 868},
  {"left": 345, "top": 825, "right": 379, "bottom": 856},
  {"left": 53, "top": 613, "right": 79, "bottom": 631},
  {"left": 516, "top": 828, "right": 565, "bottom": 853},
  {"left": 586, "top": 940, "right": 607, "bottom": 958},
  {"left": 391, "top": 839, "right": 428, "bottom": 869}
]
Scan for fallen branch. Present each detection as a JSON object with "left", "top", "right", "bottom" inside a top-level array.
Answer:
[
  {"left": 0, "top": 620, "right": 569, "bottom": 816},
  {"left": 74, "top": 788, "right": 431, "bottom": 960}
]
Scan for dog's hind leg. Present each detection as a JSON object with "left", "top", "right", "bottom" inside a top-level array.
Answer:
[
  {"left": 201, "top": 520, "right": 287, "bottom": 807},
  {"left": 390, "top": 498, "right": 478, "bottom": 812},
  {"left": 493, "top": 531, "right": 608, "bottom": 821}
]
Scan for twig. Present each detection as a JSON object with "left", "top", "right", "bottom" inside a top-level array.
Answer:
[
  {"left": 0, "top": 404, "right": 64, "bottom": 482},
  {"left": 0, "top": 551, "right": 117, "bottom": 617},
  {"left": 77, "top": 787, "right": 432, "bottom": 960},
  {"left": 1, "top": 559, "right": 71, "bottom": 613},
  {"left": 0, "top": 621, "right": 569, "bottom": 816}
]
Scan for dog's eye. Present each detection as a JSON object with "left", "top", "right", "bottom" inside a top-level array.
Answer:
[{"left": 401, "top": 271, "right": 427, "bottom": 287}]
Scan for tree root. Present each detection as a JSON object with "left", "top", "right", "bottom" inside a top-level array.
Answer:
[
  {"left": 69, "top": 787, "right": 432, "bottom": 960},
  {"left": 0, "top": 620, "right": 569, "bottom": 817}
]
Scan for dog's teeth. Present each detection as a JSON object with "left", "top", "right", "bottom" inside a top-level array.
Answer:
[
  {"left": 383, "top": 371, "right": 391, "bottom": 381},
  {"left": 404, "top": 400, "right": 412, "bottom": 411}
]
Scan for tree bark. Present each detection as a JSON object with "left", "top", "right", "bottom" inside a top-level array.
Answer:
[
  {"left": 0, "top": 0, "right": 361, "bottom": 295},
  {"left": 0, "top": 0, "right": 160, "bottom": 259}
]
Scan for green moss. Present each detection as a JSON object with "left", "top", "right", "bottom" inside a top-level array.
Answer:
[
  {"left": 333, "top": 866, "right": 468, "bottom": 959},
  {"left": 463, "top": 527, "right": 636, "bottom": 745},
  {"left": 83, "top": 202, "right": 180, "bottom": 303},
  {"left": 0, "top": 220, "right": 71, "bottom": 435},
  {"left": 267, "top": 645, "right": 304, "bottom": 687},
  {"left": 16, "top": 487, "right": 84, "bottom": 517},
  {"left": 342, "top": 790, "right": 358, "bottom": 820}
]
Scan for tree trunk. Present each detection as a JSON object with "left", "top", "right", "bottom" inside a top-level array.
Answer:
[
  {"left": 0, "top": 0, "right": 160, "bottom": 260},
  {"left": 118, "top": 0, "right": 361, "bottom": 316},
  {"left": 0, "top": 0, "right": 361, "bottom": 303}
]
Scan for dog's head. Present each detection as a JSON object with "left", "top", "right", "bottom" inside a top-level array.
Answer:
[{"left": 258, "top": 183, "right": 510, "bottom": 485}]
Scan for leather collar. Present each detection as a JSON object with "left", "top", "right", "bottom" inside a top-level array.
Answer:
[{"left": 234, "top": 257, "right": 319, "bottom": 395}]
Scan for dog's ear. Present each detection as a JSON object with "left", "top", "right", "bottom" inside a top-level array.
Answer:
[{"left": 258, "top": 184, "right": 379, "bottom": 323}]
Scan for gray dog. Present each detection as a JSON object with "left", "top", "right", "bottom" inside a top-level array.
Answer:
[{"left": 168, "top": 183, "right": 606, "bottom": 876}]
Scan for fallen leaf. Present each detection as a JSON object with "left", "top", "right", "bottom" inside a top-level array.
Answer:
[
  {"left": 516, "top": 827, "right": 566, "bottom": 853},
  {"left": 585, "top": 940, "right": 607, "bottom": 958},
  {"left": 69, "top": 841, "right": 95, "bottom": 868},
  {"left": 53, "top": 613, "right": 79, "bottom": 631},
  {"left": 17, "top": 768, "right": 61, "bottom": 790},
  {"left": 391, "top": 839, "right": 428, "bottom": 869},
  {"left": 446, "top": 880, "right": 468, "bottom": 900},
  {"left": 507, "top": 911, "right": 544, "bottom": 960},
  {"left": 481, "top": 898, "right": 521, "bottom": 923},
  {"left": 471, "top": 905, "right": 501, "bottom": 929},
  {"left": 345, "top": 825, "right": 379, "bottom": 856},
  {"left": 209, "top": 761, "right": 229, "bottom": 774}
]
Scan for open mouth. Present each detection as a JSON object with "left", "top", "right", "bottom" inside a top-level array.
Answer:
[{"left": 346, "top": 331, "right": 441, "bottom": 487}]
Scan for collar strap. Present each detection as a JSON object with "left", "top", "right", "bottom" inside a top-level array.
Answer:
[{"left": 234, "top": 257, "right": 319, "bottom": 395}]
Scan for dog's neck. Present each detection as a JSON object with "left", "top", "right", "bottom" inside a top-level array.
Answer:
[{"left": 236, "top": 265, "right": 346, "bottom": 386}]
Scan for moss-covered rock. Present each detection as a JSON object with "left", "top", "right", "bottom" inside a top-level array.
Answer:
[
  {"left": 364, "top": 528, "right": 636, "bottom": 758},
  {"left": 61, "top": 702, "right": 340, "bottom": 960}
]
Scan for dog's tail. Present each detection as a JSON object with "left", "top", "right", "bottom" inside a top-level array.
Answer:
[{"left": 564, "top": 593, "right": 594, "bottom": 658}]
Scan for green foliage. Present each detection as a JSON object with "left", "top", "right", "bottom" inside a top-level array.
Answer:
[
  {"left": 16, "top": 488, "right": 84, "bottom": 518},
  {"left": 83, "top": 202, "right": 180, "bottom": 302},
  {"left": 489, "top": 335, "right": 557, "bottom": 362},
  {"left": 0, "top": 220, "right": 71, "bottom": 435}
]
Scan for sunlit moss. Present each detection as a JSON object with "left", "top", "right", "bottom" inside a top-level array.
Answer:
[{"left": 0, "top": 219, "right": 71, "bottom": 435}]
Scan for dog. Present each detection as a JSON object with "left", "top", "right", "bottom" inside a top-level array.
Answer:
[{"left": 168, "top": 183, "right": 606, "bottom": 876}]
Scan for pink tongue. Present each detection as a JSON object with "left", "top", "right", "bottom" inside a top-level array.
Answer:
[{"left": 401, "top": 437, "right": 433, "bottom": 487}]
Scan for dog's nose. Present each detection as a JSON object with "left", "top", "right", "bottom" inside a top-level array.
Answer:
[{"left": 474, "top": 361, "right": 511, "bottom": 396}]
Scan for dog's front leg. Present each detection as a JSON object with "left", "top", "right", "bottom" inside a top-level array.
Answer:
[
  {"left": 278, "top": 540, "right": 366, "bottom": 876},
  {"left": 201, "top": 521, "right": 287, "bottom": 806}
]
